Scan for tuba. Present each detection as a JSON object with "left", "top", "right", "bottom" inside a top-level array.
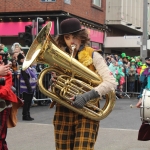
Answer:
[{"left": 22, "top": 22, "right": 116, "bottom": 121}]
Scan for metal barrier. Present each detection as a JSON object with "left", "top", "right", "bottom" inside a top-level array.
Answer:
[
  {"left": 12, "top": 72, "right": 51, "bottom": 101},
  {"left": 116, "top": 75, "right": 141, "bottom": 99},
  {"left": 12, "top": 72, "right": 141, "bottom": 100}
]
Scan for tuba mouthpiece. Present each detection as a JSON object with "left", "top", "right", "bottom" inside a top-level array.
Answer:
[{"left": 71, "top": 44, "right": 76, "bottom": 50}]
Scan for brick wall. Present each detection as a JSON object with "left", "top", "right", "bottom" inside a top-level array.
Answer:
[{"left": 0, "top": 0, "right": 106, "bottom": 25}]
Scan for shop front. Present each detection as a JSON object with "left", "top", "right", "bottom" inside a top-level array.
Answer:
[
  {"left": 0, "top": 21, "right": 54, "bottom": 51},
  {"left": 84, "top": 27, "right": 104, "bottom": 50},
  {"left": 0, "top": 21, "right": 104, "bottom": 54}
]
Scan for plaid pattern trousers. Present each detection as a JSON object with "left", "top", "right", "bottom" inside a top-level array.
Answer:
[
  {"left": 0, "top": 108, "right": 10, "bottom": 150},
  {"left": 53, "top": 104, "right": 99, "bottom": 150}
]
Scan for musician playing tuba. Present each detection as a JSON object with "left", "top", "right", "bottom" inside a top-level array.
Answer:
[{"left": 53, "top": 18, "right": 117, "bottom": 150}]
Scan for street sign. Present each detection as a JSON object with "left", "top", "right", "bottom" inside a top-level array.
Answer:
[
  {"left": 143, "top": 45, "right": 146, "bottom": 50},
  {"left": 147, "top": 39, "right": 150, "bottom": 49},
  {"left": 124, "top": 35, "right": 141, "bottom": 39}
]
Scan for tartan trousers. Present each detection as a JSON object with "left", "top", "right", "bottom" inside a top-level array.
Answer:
[
  {"left": 0, "top": 108, "right": 10, "bottom": 150},
  {"left": 53, "top": 104, "right": 100, "bottom": 150}
]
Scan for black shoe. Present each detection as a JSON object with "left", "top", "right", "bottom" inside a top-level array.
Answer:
[
  {"left": 28, "top": 113, "right": 34, "bottom": 120},
  {"left": 22, "top": 116, "right": 34, "bottom": 121},
  {"left": 28, "top": 116, "right": 34, "bottom": 120}
]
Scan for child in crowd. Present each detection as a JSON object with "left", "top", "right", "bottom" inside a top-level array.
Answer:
[{"left": 117, "top": 61, "right": 125, "bottom": 98}]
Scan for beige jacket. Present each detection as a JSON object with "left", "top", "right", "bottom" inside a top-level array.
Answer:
[{"left": 93, "top": 52, "right": 118, "bottom": 96}]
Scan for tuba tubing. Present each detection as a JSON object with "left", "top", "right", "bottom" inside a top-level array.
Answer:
[
  {"left": 38, "top": 67, "right": 115, "bottom": 121},
  {"left": 22, "top": 21, "right": 116, "bottom": 121}
]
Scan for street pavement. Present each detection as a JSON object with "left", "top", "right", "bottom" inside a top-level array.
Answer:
[{"left": 6, "top": 97, "right": 150, "bottom": 150}]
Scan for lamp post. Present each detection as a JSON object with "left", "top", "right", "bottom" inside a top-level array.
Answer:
[{"left": 140, "top": 0, "right": 148, "bottom": 63}]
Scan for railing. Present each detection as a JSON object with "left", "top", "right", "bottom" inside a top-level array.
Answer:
[
  {"left": 12, "top": 73, "right": 141, "bottom": 100},
  {"left": 12, "top": 72, "right": 51, "bottom": 101},
  {"left": 115, "top": 75, "right": 141, "bottom": 99}
]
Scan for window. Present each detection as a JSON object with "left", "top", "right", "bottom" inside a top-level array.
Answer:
[
  {"left": 90, "top": 42, "right": 102, "bottom": 50},
  {"left": 64, "top": 0, "right": 71, "bottom": 4},
  {"left": 92, "top": 0, "right": 101, "bottom": 8}
]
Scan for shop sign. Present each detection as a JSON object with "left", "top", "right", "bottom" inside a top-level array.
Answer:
[
  {"left": 82, "top": 26, "right": 104, "bottom": 43},
  {"left": 0, "top": 21, "right": 54, "bottom": 36}
]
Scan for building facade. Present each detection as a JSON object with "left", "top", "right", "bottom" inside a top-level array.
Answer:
[
  {"left": 0, "top": 0, "right": 106, "bottom": 52},
  {"left": 105, "top": 0, "right": 150, "bottom": 57}
]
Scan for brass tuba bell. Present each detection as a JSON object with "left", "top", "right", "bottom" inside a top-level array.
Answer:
[{"left": 22, "top": 22, "right": 116, "bottom": 121}]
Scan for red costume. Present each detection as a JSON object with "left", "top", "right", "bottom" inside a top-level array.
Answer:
[
  {"left": 0, "top": 72, "right": 18, "bottom": 150},
  {"left": 0, "top": 72, "right": 17, "bottom": 103}
]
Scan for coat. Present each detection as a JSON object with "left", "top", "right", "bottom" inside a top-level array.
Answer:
[{"left": 0, "top": 72, "right": 17, "bottom": 103}]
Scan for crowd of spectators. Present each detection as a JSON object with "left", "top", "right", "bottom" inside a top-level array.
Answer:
[
  {"left": 0, "top": 42, "right": 146, "bottom": 100},
  {"left": 0, "top": 42, "right": 50, "bottom": 105},
  {"left": 105, "top": 52, "right": 144, "bottom": 98}
]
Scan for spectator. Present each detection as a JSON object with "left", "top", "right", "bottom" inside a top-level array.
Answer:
[
  {"left": 11, "top": 42, "right": 22, "bottom": 52},
  {"left": 10, "top": 59, "right": 19, "bottom": 93},
  {"left": 11, "top": 59, "right": 18, "bottom": 72},
  {"left": 11, "top": 42, "right": 24, "bottom": 61},
  {"left": 117, "top": 61, "right": 125, "bottom": 98},
  {"left": 105, "top": 56, "right": 111, "bottom": 66},
  {"left": 30, "top": 64, "right": 38, "bottom": 107},
  {"left": 136, "top": 62, "right": 143, "bottom": 75},
  {"left": 108, "top": 59, "right": 118, "bottom": 78},
  {"left": 18, "top": 53, "right": 37, "bottom": 121},
  {"left": 127, "top": 66, "right": 136, "bottom": 97},
  {"left": 130, "top": 59, "right": 136, "bottom": 70}
]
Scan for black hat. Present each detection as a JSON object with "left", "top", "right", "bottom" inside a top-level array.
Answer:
[
  {"left": 145, "top": 57, "right": 150, "bottom": 60},
  {"left": 17, "top": 53, "right": 24, "bottom": 62},
  {"left": 59, "top": 18, "right": 84, "bottom": 35}
]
